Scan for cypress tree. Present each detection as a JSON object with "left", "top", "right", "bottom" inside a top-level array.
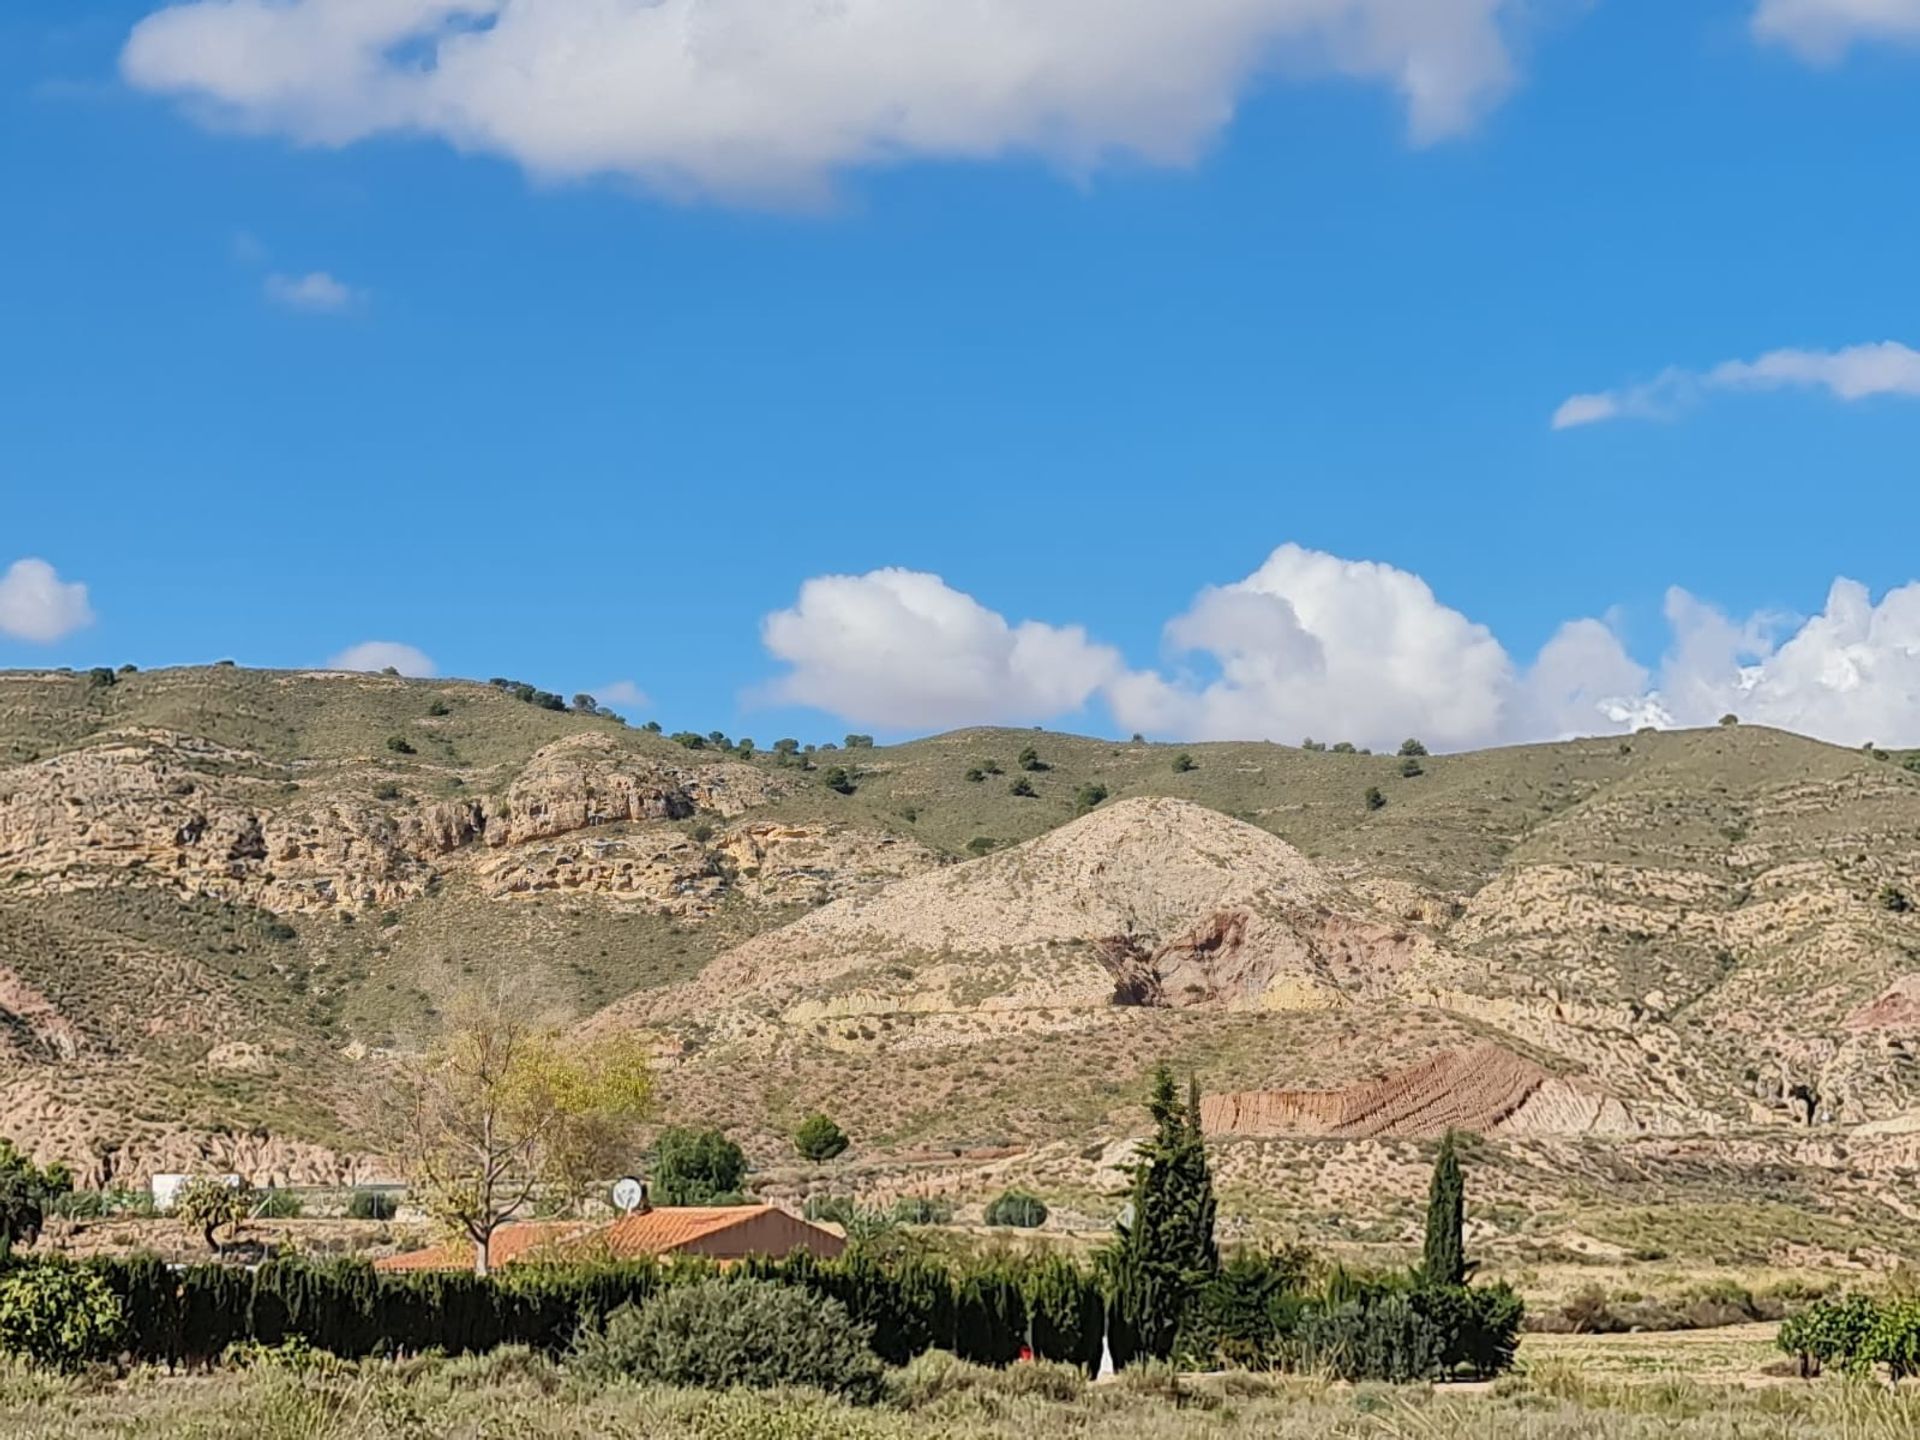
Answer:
[
  {"left": 1104, "top": 1064, "right": 1220, "bottom": 1361},
  {"left": 1421, "top": 1131, "right": 1468, "bottom": 1287}
]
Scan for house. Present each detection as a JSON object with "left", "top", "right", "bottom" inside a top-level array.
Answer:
[{"left": 373, "top": 1205, "right": 845, "bottom": 1272}]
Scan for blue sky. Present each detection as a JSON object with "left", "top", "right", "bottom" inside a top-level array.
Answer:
[{"left": 5, "top": 1, "right": 1920, "bottom": 750}]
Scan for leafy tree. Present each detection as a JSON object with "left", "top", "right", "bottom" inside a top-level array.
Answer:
[
  {"left": 1398, "top": 738, "right": 1428, "bottom": 757},
  {"left": 823, "top": 766, "right": 856, "bottom": 795},
  {"left": 1364, "top": 787, "right": 1386, "bottom": 811},
  {"left": 844, "top": 734, "right": 875, "bottom": 749},
  {"left": 1104, "top": 1067, "right": 1218, "bottom": 1361},
  {"left": 346, "top": 1189, "right": 398, "bottom": 1221},
  {"left": 1131, "top": 733, "right": 1145, "bottom": 744},
  {"left": 175, "top": 1177, "right": 253, "bottom": 1255},
  {"left": 572, "top": 693, "right": 600, "bottom": 716},
  {"left": 1172, "top": 753, "right": 1196, "bottom": 773},
  {"left": 735, "top": 738, "right": 755, "bottom": 758},
  {"left": 1399, "top": 756, "right": 1424, "bottom": 778},
  {"left": 772, "top": 738, "right": 799, "bottom": 756},
  {"left": 0, "top": 1141, "right": 71, "bottom": 1259},
  {"left": 708, "top": 731, "right": 729, "bottom": 749},
  {"left": 1421, "top": 1132, "right": 1470, "bottom": 1286},
  {"left": 793, "top": 1113, "right": 850, "bottom": 1163},
  {"left": 670, "top": 732, "right": 707, "bottom": 749},
  {"left": 401, "top": 997, "right": 654, "bottom": 1273},
  {"left": 1719, "top": 713, "right": 1739, "bottom": 726},
  {"left": 1017, "top": 746, "right": 1047, "bottom": 772},
  {"left": 642, "top": 720, "right": 663, "bottom": 734},
  {"left": 983, "top": 1190, "right": 1049, "bottom": 1228},
  {"left": 1074, "top": 782, "right": 1109, "bottom": 813},
  {"left": 1300, "top": 739, "right": 1327, "bottom": 752},
  {"left": 1331, "top": 741, "right": 1357, "bottom": 754},
  {"left": 86, "top": 666, "right": 116, "bottom": 689},
  {"left": 0, "top": 1263, "right": 125, "bottom": 1372},
  {"left": 653, "top": 1127, "right": 748, "bottom": 1205}
]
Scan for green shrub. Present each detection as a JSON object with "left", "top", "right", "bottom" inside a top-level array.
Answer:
[
  {"left": 1398, "top": 738, "right": 1428, "bottom": 757},
  {"left": 794, "top": 1113, "right": 850, "bottom": 1163},
  {"left": 1176, "top": 1248, "right": 1314, "bottom": 1370},
  {"left": 652, "top": 1128, "right": 747, "bottom": 1206},
  {"left": 1364, "top": 787, "right": 1385, "bottom": 811},
  {"left": 964, "top": 837, "right": 996, "bottom": 856},
  {"left": 963, "top": 767, "right": 986, "bottom": 783},
  {"left": 1008, "top": 776, "right": 1036, "bottom": 798},
  {"left": 1172, "top": 753, "right": 1196, "bottom": 773},
  {"left": 888, "top": 1349, "right": 1084, "bottom": 1408},
  {"left": 1074, "top": 783, "right": 1109, "bottom": 813},
  {"left": 427, "top": 700, "right": 452, "bottom": 717},
  {"left": 0, "top": 1262, "right": 126, "bottom": 1372},
  {"left": 570, "top": 1279, "right": 884, "bottom": 1402},
  {"left": 982, "top": 1190, "right": 1047, "bottom": 1228},
  {"left": 823, "top": 766, "right": 856, "bottom": 795},
  {"left": 1299, "top": 1291, "right": 1441, "bottom": 1383},
  {"left": 1865, "top": 1297, "right": 1920, "bottom": 1380},
  {"left": 1398, "top": 756, "right": 1423, "bottom": 778},
  {"left": 1780, "top": 1293, "right": 1887, "bottom": 1377},
  {"left": 385, "top": 735, "right": 415, "bottom": 755},
  {"left": 347, "top": 1190, "right": 398, "bottom": 1222},
  {"left": 1017, "top": 747, "right": 1046, "bottom": 772}
]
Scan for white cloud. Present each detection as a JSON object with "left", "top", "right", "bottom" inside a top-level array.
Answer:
[
  {"left": 763, "top": 548, "right": 1920, "bottom": 749},
  {"left": 264, "top": 270, "right": 360, "bottom": 312},
  {"left": 1754, "top": 0, "right": 1920, "bottom": 61},
  {"left": 123, "top": 0, "right": 1526, "bottom": 205},
  {"left": 593, "top": 680, "right": 652, "bottom": 713},
  {"left": 328, "top": 640, "right": 436, "bottom": 676},
  {"left": 0, "top": 559, "right": 95, "bottom": 644},
  {"left": 760, "top": 568, "right": 1121, "bottom": 729},
  {"left": 1553, "top": 341, "right": 1920, "bottom": 429}
]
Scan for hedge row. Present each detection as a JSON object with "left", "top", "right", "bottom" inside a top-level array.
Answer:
[
  {"left": 1779, "top": 1294, "right": 1920, "bottom": 1380},
  {"left": 71, "top": 1253, "right": 1107, "bottom": 1373},
  {"left": 5, "top": 1250, "right": 1519, "bottom": 1383}
]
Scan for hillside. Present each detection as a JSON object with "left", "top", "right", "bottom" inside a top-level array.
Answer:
[{"left": 3, "top": 663, "right": 1919, "bottom": 1269}]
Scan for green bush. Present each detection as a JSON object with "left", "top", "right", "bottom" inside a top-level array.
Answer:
[
  {"left": 890, "top": 1196, "right": 953, "bottom": 1225},
  {"left": 652, "top": 1128, "right": 748, "bottom": 1206},
  {"left": 1299, "top": 1291, "right": 1441, "bottom": 1383},
  {"left": 794, "top": 1113, "right": 850, "bottom": 1163},
  {"left": 1008, "top": 776, "right": 1036, "bottom": 798},
  {"left": 385, "top": 735, "right": 415, "bottom": 755},
  {"left": 0, "top": 1262, "right": 126, "bottom": 1372},
  {"left": 822, "top": 766, "right": 856, "bottom": 795},
  {"left": 1398, "top": 738, "right": 1428, "bottom": 757},
  {"left": 1172, "top": 753, "right": 1196, "bottom": 773},
  {"left": 982, "top": 1190, "right": 1047, "bottom": 1228},
  {"left": 570, "top": 1279, "right": 884, "bottom": 1402},
  {"left": 347, "top": 1190, "right": 398, "bottom": 1222},
  {"left": 1364, "top": 787, "right": 1385, "bottom": 811},
  {"left": 1781, "top": 1293, "right": 1894, "bottom": 1377}
]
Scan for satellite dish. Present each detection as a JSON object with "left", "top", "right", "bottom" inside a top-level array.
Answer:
[{"left": 611, "top": 1176, "right": 646, "bottom": 1214}]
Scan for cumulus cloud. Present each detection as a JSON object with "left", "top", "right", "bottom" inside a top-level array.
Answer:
[
  {"left": 328, "top": 640, "right": 436, "bottom": 676},
  {"left": 0, "top": 559, "right": 95, "bottom": 644},
  {"left": 760, "top": 568, "right": 1121, "bottom": 729},
  {"left": 1753, "top": 0, "right": 1920, "bottom": 61},
  {"left": 264, "top": 270, "right": 360, "bottom": 312},
  {"left": 123, "top": 0, "right": 1526, "bottom": 204},
  {"left": 763, "top": 547, "right": 1920, "bottom": 749},
  {"left": 1554, "top": 341, "right": 1920, "bottom": 429}
]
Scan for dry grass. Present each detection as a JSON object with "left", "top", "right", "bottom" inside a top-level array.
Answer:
[{"left": 0, "top": 1348, "right": 1916, "bottom": 1439}]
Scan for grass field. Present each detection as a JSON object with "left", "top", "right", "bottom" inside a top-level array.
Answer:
[{"left": 0, "top": 1337, "right": 1911, "bottom": 1440}]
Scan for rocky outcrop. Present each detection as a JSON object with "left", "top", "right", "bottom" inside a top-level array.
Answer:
[{"left": 0, "top": 732, "right": 784, "bottom": 916}]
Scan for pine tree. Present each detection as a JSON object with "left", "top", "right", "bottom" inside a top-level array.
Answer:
[
  {"left": 1104, "top": 1065, "right": 1219, "bottom": 1361},
  {"left": 1421, "top": 1131, "right": 1468, "bottom": 1287}
]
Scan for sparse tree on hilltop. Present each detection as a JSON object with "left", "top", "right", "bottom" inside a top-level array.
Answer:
[{"left": 1398, "top": 738, "right": 1428, "bottom": 757}]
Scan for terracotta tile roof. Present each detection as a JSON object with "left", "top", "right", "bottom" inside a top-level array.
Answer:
[{"left": 374, "top": 1206, "right": 842, "bottom": 1272}]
